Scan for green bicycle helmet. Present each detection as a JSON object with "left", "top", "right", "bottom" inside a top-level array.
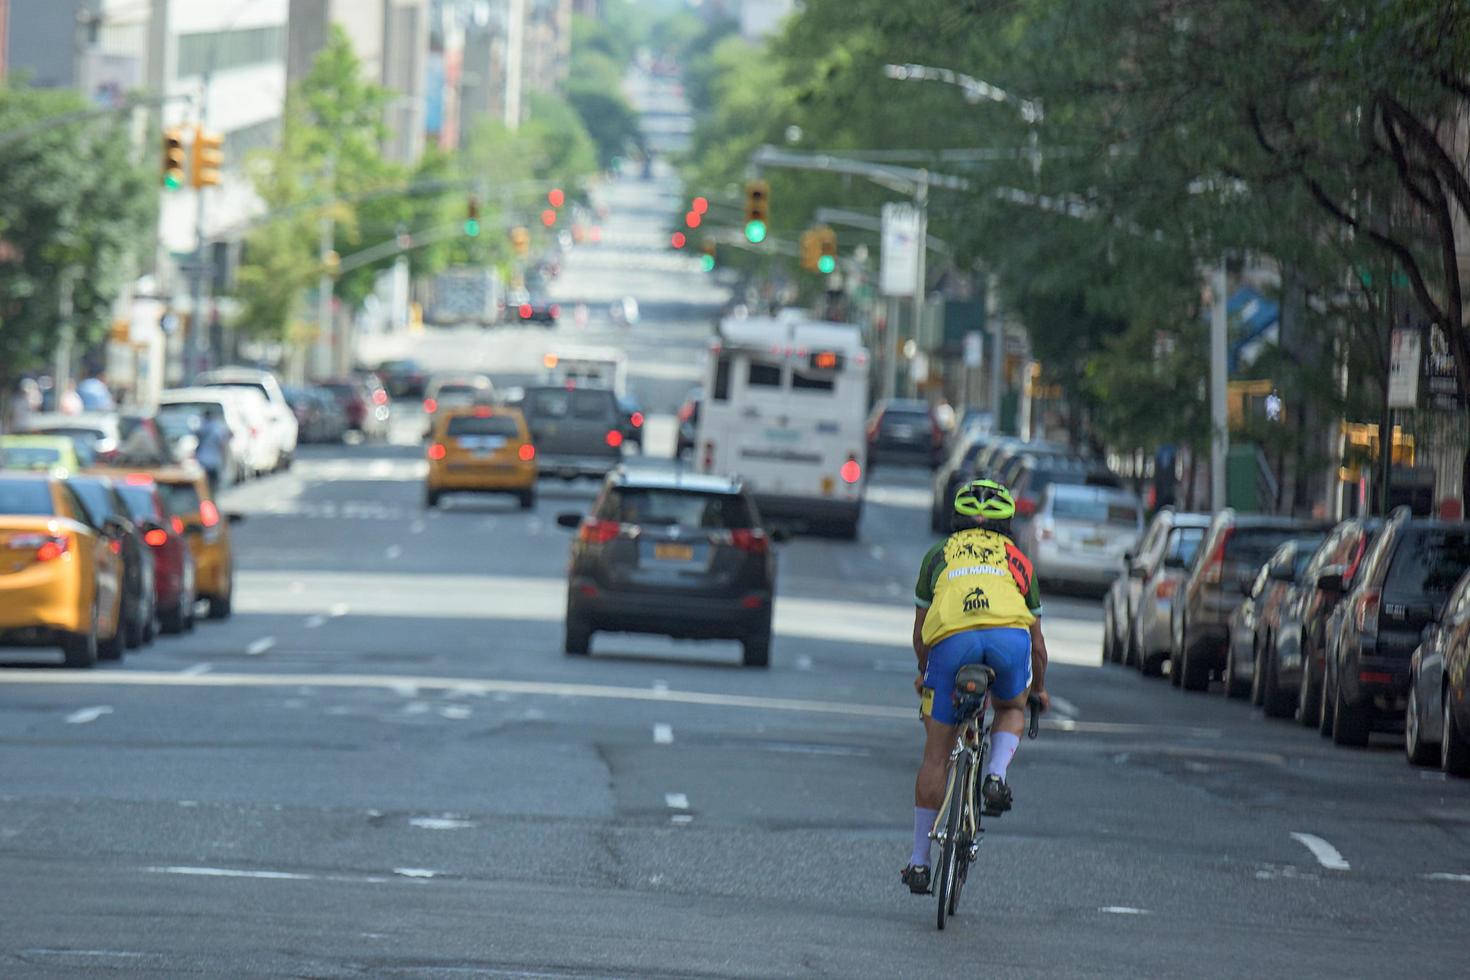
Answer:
[{"left": 954, "top": 478, "right": 1016, "bottom": 520}]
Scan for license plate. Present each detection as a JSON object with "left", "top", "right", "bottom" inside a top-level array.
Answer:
[
  {"left": 654, "top": 543, "right": 694, "bottom": 561},
  {"left": 1083, "top": 536, "right": 1106, "bottom": 548}
]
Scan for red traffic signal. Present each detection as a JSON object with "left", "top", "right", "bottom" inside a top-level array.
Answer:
[
  {"left": 548, "top": 188, "right": 565, "bottom": 208},
  {"left": 692, "top": 196, "right": 709, "bottom": 215},
  {"left": 685, "top": 211, "right": 701, "bottom": 228},
  {"left": 541, "top": 208, "right": 557, "bottom": 227},
  {"left": 671, "top": 231, "right": 687, "bottom": 249}
]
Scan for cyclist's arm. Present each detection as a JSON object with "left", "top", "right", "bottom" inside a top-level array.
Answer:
[
  {"left": 912, "top": 541, "right": 945, "bottom": 670},
  {"left": 912, "top": 606, "right": 928, "bottom": 666},
  {"left": 1029, "top": 620, "right": 1049, "bottom": 700}
]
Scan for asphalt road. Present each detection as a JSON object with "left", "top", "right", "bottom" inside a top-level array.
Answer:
[{"left": 5, "top": 155, "right": 1470, "bottom": 978}]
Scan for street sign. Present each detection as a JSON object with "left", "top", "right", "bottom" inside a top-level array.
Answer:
[
  {"left": 880, "top": 203, "right": 919, "bottom": 297},
  {"left": 1388, "top": 328, "right": 1421, "bottom": 409},
  {"left": 1424, "top": 322, "right": 1463, "bottom": 410},
  {"left": 963, "top": 331, "right": 983, "bottom": 368}
]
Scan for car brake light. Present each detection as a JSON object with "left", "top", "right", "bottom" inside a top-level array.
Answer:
[
  {"left": 124, "top": 473, "right": 153, "bottom": 486},
  {"left": 428, "top": 443, "right": 447, "bottom": 461},
  {"left": 741, "top": 595, "right": 765, "bottom": 609},
  {"left": 840, "top": 458, "right": 862, "bottom": 484},
  {"left": 171, "top": 516, "right": 185, "bottom": 535},
  {"left": 518, "top": 443, "right": 536, "bottom": 461},
  {"left": 199, "top": 499, "right": 220, "bottom": 528},
  {"left": 631, "top": 412, "right": 644, "bottom": 428},
  {"left": 13, "top": 534, "right": 69, "bottom": 561},
  {"left": 731, "top": 528, "right": 769, "bottom": 554},
  {"left": 1359, "top": 671, "right": 1393, "bottom": 685},
  {"left": 108, "top": 539, "right": 122, "bottom": 555},
  {"left": 144, "top": 528, "right": 168, "bottom": 547},
  {"left": 578, "top": 519, "right": 624, "bottom": 544},
  {"left": 372, "top": 389, "right": 388, "bottom": 405},
  {"left": 1353, "top": 588, "right": 1381, "bottom": 638},
  {"left": 475, "top": 406, "right": 493, "bottom": 417},
  {"left": 423, "top": 398, "right": 437, "bottom": 414},
  {"left": 1155, "top": 579, "right": 1178, "bottom": 600},
  {"left": 1202, "top": 528, "right": 1234, "bottom": 583},
  {"left": 519, "top": 304, "right": 533, "bottom": 319},
  {"left": 550, "top": 304, "right": 560, "bottom": 318},
  {"left": 606, "top": 430, "right": 624, "bottom": 448},
  {"left": 1015, "top": 497, "right": 1038, "bottom": 518}
]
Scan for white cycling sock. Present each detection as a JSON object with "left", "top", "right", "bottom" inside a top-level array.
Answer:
[
  {"left": 986, "top": 731, "right": 1020, "bottom": 780},
  {"left": 910, "top": 807, "right": 938, "bottom": 867}
]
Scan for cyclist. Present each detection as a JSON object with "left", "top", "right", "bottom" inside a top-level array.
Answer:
[{"left": 901, "top": 478, "right": 1051, "bottom": 895}]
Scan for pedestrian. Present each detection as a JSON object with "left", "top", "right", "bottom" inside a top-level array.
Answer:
[
  {"left": 6, "top": 378, "right": 40, "bottom": 434},
  {"left": 57, "top": 381, "right": 83, "bottom": 416},
  {"left": 77, "top": 370, "right": 115, "bottom": 411},
  {"left": 195, "top": 406, "right": 233, "bottom": 495}
]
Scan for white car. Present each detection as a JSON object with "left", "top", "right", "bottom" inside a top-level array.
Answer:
[
  {"left": 157, "top": 388, "right": 259, "bottom": 484},
  {"left": 195, "top": 367, "right": 299, "bottom": 469}
]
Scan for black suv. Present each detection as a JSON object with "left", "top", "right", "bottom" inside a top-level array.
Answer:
[
  {"left": 558, "top": 468, "right": 778, "bottom": 667},
  {"left": 517, "top": 385, "right": 624, "bottom": 480},
  {"left": 1322, "top": 510, "right": 1470, "bottom": 746}
]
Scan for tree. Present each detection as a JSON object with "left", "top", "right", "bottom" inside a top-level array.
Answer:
[{"left": 0, "top": 85, "right": 151, "bottom": 395}]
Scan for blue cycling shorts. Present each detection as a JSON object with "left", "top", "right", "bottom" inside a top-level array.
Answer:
[{"left": 921, "top": 627, "right": 1033, "bottom": 725}]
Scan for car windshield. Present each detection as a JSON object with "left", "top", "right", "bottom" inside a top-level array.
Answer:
[
  {"left": 117, "top": 485, "right": 161, "bottom": 524},
  {"left": 527, "top": 389, "right": 614, "bottom": 420},
  {"left": 157, "top": 482, "right": 202, "bottom": 518},
  {"left": 1225, "top": 528, "right": 1303, "bottom": 567},
  {"left": 0, "top": 480, "right": 53, "bottom": 515},
  {"left": 67, "top": 480, "right": 119, "bottom": 524},
  {"left": 205, "top": 380, "right": 269, "bottom": 398},
  {"left": 1051, "top": 493, "right": 1139, "bottom": 526},
  {"left": 600, "top": 488, "right": 754, "bottom": 529},
  {"left": 435, "top": 385, "right": 484, "bottom": 405},
  {"left": 446, "top": 415, "right": 519, "bottom": 437},
  {"left": 1168, "top": 527, "right": 1206, "bottom": 566},
  {"left": 1386, "top": 529, "right": 1470, "bottom": 598},
  {"left": 1, "top": 445, "right": 64, "bottom": 468}
]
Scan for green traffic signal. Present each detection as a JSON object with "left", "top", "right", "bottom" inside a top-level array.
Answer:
[
  {"left": 700, "top": 254, "right": 715, "bottom": 272},
  {"left": 744, "top": 220, "right": 767, "bottom": 244},
  {"left": 163, "top": 173, "right": 182, "bottom": 190},
  {"left": 464, "top": 219, "right": 481, "bottom": 237},
  {"left": 817, "top": 255, "right": 835, "bottom": 274}
]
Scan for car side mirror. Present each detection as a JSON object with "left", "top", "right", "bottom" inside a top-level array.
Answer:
[{"left": 556, "top": 513, "right": 583, "bottom": 529}]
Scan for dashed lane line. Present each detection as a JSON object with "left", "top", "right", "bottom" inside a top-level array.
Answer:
[
  {"left": 1099, "top": 907, "right": 1151, "bottom": 915},
  {"left": 653, "top": 723, "right": 674, "bottom": 744},
  {"left": 64, "top": 706, "right": 113, "bottom": 724},
  {"left": 246, "top": 637, "right": 277, "bottom": 657},
  {"left": 1290, "top": 832, "right": 1351, "bottom": 871},
  {"left": 664, "top": 793, "right": 689, "bottom": 810},
  {"left": 303, "top": 615, "right": 326, "bottom": 629},
  {"left": 179, "top": 664, "right": 212, "bottom": 676},
  {"left": 1424, "top": 872, "right": 1470, "bottom": 882}
]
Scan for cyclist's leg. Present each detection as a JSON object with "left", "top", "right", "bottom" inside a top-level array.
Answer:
[
  {"left": 908, "top": 633, "right": 981, "bottom": 879},
  {"left": 977, "top": 627, "right": 1033, "bottom": 807}
]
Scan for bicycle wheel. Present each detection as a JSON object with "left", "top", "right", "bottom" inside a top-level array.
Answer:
[
  {"left": 947, "top": 757, "right": 974, "bottom": 916},
  {"left": 935, "top": 750, "right": 970, "bottom": 930}
]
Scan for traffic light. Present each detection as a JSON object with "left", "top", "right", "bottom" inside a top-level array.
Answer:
[
  {"left": 464, "top": 195, "right": 481, "bottom": 237},
  {"left": 816, "top": 225, "right": 837, "bottom": 274},
  {"left": 547, "top": 188, "right": 565, "bottom": 208},
  {"left": 700, "top": 239, "right": 716, "bottom": 272},
  {"left": 744, "top": 179, "right": 769, "bottom": 243},
  {"left": 692, "top": 196, "right": 709, "bottom": 215},
  {"left": 799, "top": 229, "right": 820, "bottom": 272},
  {"left": 670, "top": 231, "right": 687, "bottom": 249},
  {"left": 685, "top": 210, "right": 701, "bottom": 229},
  {"left": 541, "top": 208, "right": 557, "bottom": 227},
  {"left": 190, "top": 127, "right": 223, "bottom": 188},
  {"left": 161, "top": 128, "right": 186, "bottom": 190},
  {"left": 509, "top": 226, "right": 530, "bottom": 257}
]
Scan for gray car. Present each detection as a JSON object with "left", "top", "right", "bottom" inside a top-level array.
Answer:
[
  {"left": 1103, "top": 507, "right": 1209, "bottom": 666},
  {"left": 557, "top": 468, "right": 778, "bottom": 667},
  {"left": 519, "top": 386, "right": 624, "bottom": 480},
  {"left": 1017, "top": 483, "right": 1142, "bottom": 593},
  {"left": 1133, "top": 519, "right": 1210, "bottom": 676}
]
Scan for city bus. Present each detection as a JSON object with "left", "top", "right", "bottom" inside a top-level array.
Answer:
[{"left": 694, "top": 311, "right": 868, "bottom": 538}]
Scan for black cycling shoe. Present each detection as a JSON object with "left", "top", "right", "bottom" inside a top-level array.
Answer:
[
  {"left": 901, "top": 864, "right": 932, "bottom": 895},
  {"left": 981, "top": 774, "right": 1012, "bottom": 816}
]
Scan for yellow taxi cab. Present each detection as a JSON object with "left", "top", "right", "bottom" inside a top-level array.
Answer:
[
  {"left": 147, "top": 466, "right": 239, "bottom": 619},
  {"left": 425, "top": 404, "right": 537, "bottom": 510},
  {"left": 0, "top": 471, "right": 124, "bottom": 667},
  {"left": 0, "top": 434, "right": 85, "bottom": 474}
]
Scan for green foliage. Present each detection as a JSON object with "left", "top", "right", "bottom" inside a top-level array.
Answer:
[
  {"left": 0, "top": 84, "right": 152, "bottom": 380},
  {"left": 568, "top": 14, "right": 642, "bottom": 168}
]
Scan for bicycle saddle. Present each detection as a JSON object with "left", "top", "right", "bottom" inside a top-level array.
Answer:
[{"left": 954, "top": 665, "right": 995, "bottom": 697}]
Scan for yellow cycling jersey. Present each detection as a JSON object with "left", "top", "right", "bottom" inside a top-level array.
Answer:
[{"left": 915, "top": 527, "right": 1039, "bottom": 647}]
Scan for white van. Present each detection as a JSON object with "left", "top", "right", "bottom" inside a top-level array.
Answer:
[
  {"left": 195, "top": 367, "right": 299, "bottom": 469},
  {"left": 544, "top": 347, "right": 627, "bottom": 395},
  {"left": 694, "top": 312, "right": 869, "bottom": 538},
  {"left": 157, "top": 387, "right": 268, "bottom": 484}
]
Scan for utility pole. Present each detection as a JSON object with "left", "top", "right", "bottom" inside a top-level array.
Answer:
[
  {"left": 53, "top": 268, "right": 79, "bottom": 401},
  {"left": 989, "top": 274, "right": 1004, "bottom": 431},
  {"left": 910, "top": 179, "right": 928, "bottom": 398},
  {"left": 183, "top": 58, "right": 213, "bottom": 385},
  {"left": 317, "top": 171, "right": 335, "bottom": 377},
  {"left": 1211, "top": 258, "right": 1230, "bottom": 512}
]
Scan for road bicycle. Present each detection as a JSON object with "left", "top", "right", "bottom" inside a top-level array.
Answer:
[{"left": 930, "top": 664, "right": 1043, "bottom": 931}]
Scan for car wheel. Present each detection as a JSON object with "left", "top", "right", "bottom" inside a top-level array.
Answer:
[
  {"left": 160, "top": 597, "right": 187, "bottom": 635},
  {"left": 564, "top": 617, "right": 591, "bottom": 656},
  {"left": 1224, "top": 638, "right": 1249, "bottom": 699},
  {"left": 1102, "top": 606, "right": 1117, "bottom": 663},
  {"left": 1168, "top": 615, "right": 1185, "bottom": 687},
  {"left": 98, "top": 603, "right": 126, "bottom": 662},
  {"left": 208, "top": 575, "right": 233, "bottom": 621},
  {"left": 1297, "top": 656, "right": 1322, "bottom": 728},
  {"left": 125, "top": 598, "right": 147, "bottom": 650},
  {"left": 1261, "top": 648, "right": 1295, "bottom": 719},
  {"left": 518, "top": 489, "right": 536, "bottom": 511},
  {"left": 1443, "top": 687, "right": 1470, "bottom": 776},
  {"left": 62, "top": 601, "right": 99, "bottom": 669},
  {"left": 425, "top": 488, "right": 441, "bottom": 509},
  {"left": 143, "top": 602, "right": 158, "bottom": 644},
  {"left": 1318, "top": 666, "right": 1336, "bottom": 736},
  {"left": 1250, "top": 638, "right": 1267, "bottom": 707},
  {"left": 742, "top": 629, "right": 772, "bottom": 668},
  {"left": 1405, "top": 676, "right": 1436, "bottom": 766},
  {"left": 1331, "top": 675, "right": 1371, "bottom": 747},
  {"left": 1124, "top": 623, "right": 1140, "bottom": 669},
  {"left": 1180, "top": 636, "right": 1211, "bottom": 692}
]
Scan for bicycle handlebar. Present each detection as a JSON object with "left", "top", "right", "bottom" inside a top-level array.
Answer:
[{"left": 1027, "top": 694, "right": 1043, "bottom": 739}]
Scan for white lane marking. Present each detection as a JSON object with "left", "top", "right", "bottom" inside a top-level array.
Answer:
[
  {"left": 1050, "top": 694, "right": 1080, "bottom": 719},
  {"left": 304, "top": 615, "right": 326, "bottom": 629},
  {"left": 179, "top": 664, "right": 212, "bottom": 676},
  {"left": 794, "top": 654, "right": 813, "bottom": 671},
  {"left": 439, "top": 705, "right": 471, "bottom": 720},
  {"left": 329, "top": 603, "right": 349, "bottom": 618},
  {"left": 670, "top": 814, "right": 694, "bottom": 825},
  {"left": 410, "top": 519, "right": 425, "bottom": 534},
  {"left": 652, "top": 679, "right": 669, "bottom": 694},
  {"left": 144, "top": 865, "right": 391, "bottom": 885},
  {"left": 1099, "top": 906, "right": 1151, "bottom": 915},
  {"left": 653, "top": 723, "right": 674, "bottom": 744},
  {"left": 665, "top": 793, "right": 689, "bottom": 810},
  {"left": 65, "top": 706, "right": 112, "bottom": 725},
  {"left": 408, "top": 817, "right": 475, "bottom": 830},
  {"left": 385, "top": 545, "right": 403, "bottom": 560},
  {"left": 246, "top": 637, "right": 276, "bottom": 657},
  {"left": 290, "top": 581, "right": 306, "bottom": 594},
  {"left": 1424, "top": 872, "right": 1470, "bottom": 882},
  {"left": 1290, "top": 832, "right": 1351, "bottom": 871},
  {"left": 369, "top": 460, "right": 393, "bottom": 478},
  {"left": 390, "top": 682, "right": 418, "bottom": 698},
  {"left": 393, "top": 868, "right": 438, "bottom": 879}
]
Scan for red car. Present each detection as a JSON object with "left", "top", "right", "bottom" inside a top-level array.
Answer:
[{"left": 116, "top": 475, "right": 196, "bottom": 635}]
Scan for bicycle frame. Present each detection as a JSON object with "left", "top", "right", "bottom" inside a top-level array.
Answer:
[{"left": 930, "top": 691, "right": 989, "bottom": 859}]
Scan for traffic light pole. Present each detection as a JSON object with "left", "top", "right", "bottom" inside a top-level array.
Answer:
[{"left": 184, "top": 80, "right": 210, "bottom": 385}]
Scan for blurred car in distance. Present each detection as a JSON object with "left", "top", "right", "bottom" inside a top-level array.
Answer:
[
  {"left": 1016, "top": 483, "right": 1142, "bottom": 593},
  {"left": 518, "top": 385, "right": 624, "bottom": 481},
  {"left": 115, "top": 475, "right": 196, "bottom": 635},
  {"left": 0, "top": 434, "right": 87, "bottom": 473},
  {"left": 151, "top": 467, "right": 240, "bottom": 620},
  {"left": 1223, "top": 535, "right": 1324, "bottom": 699},
  {"left": 195, "top": 367, "right": 299, "bottom": 469},
  {"left": 425, "top": 405, "right": 537, "bottom": 510},
  {"left": 866, "top": 398, "right": 943, "bottom": 469},
  {"left": 376, "top": 358, "right": 429, "bottom": 398},
  {"left": 67, "top": 474, "right": 157, "bottom": 654}
]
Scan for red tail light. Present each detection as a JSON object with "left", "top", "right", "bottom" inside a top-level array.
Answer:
[
  {"left": 423, "top": 398, "right": 437, "bottom": 414},
  {"left": 1353, "top": 588, "right": 1382, "bottom": 639},
  {"left": 549, "top": 304, "right": 561, "bottom": 318},
  {"left": 108, "top": 539, "right": 122, "bottom": 555},
  {"left": 474, "top": 406, "right": 493, "bottom": 417},
  {"left": 606, "top": 430, "right": 624, "bottom": 448},
  {"left": 840, "top": 458, "right": 862, "bottom": 484},
  {"left": 15, "top": 534, "right": 70, "bottom": 562},
  {"left": 518, "top": 443, "right": 536, "bottom": 461},
  {"left": 740, "top": 595, "right": 765, "bottom": 609},
  {"left": 171, "top": 516, "right": 185, "bottom": 535},
  {"left": 631, "top": 412, "right": 644, "bottom": 428},
  {"left": 144, "top": 528, "right": 168, "bottom": 547},
  {"left": 199, "top": 499, "right": 220, "bottom": 528},
  {"left": 578, "top": 519, "right": 623, "bottom": 544},
  {"left": 519, "top": 304, "right": 533, "bottom": 319},
  {"left": 428, "top": 443, "right": 447, "bottom": 461},
  {"left": 1015, "top": 497, "right": 1038, "bottom": 518},
  {"left": 372, "top": 389, "right": 388, "bottom": 405},
  {"left": 1202, "top": 528, "right": 1233, "bottom": 584},
  {"left": 1156, "top": 579, "right": 1179, "bottom": 600},
  {"left": 1359, "top": 670, "right": 1392, "bottom": 685},
  {"left": 731, "top": 528, "right": 769, "bottom": 554}
]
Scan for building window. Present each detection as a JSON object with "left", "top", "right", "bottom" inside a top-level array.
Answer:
[{"left": 176, "top": 26, "right": 285, "bottom": 78}]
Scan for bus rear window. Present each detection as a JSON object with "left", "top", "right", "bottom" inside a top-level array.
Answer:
[
  {"left": 791, "top": 369, "right": 835, "bottom": 392},
  {"left": 712, "top": 356, "right": 731, "bottom": 401},
  {"left": 748, "top": 362, "right": 782, "bottom": 387},
  {"left": 447, "top": 416, "right": 519, "bottom": 437}
]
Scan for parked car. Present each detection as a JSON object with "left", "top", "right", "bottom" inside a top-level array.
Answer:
[
  {"left": 1015, "top": 483, "right": 1142, "bottom": 593},
  {"left": 1406, "top": 568, "right": 1470, "bottom": 774},
  {"left": 157, "top": 388, "right": 260, "bottom": 484},
  {"left": 1222, "top": 535, "right": 1324, "bottom": 699},
  {"left": 152, "top": 467, "right": 241, "bottom": 620},
  {"left": 0, "top": 434, "right": 87, "bottom": 473},
  {"left": 318, "top": 375, "right": 390, "bottom": 441},
  {"left": 1254, "top": 518, "right": 1382, "bottom": 720},
  {"left": 1104, "top": 508, "right": 1202, "bottom": 665},
  {"left": 866, "top": 399, "right": 944, "bottom": 469},
  {"left": 617, "top": 394, "right": 646, "bottom": 451},
  {"left": 195, "top": 367, "right": 299, "bottom": 469},
  {"left": 1131, "top": 516, "right": 1211, "bottom": 676},
  {"left": 0, "top": 471, "right": 124, "bottom": 667},
  {"left": 1321, "top": 510, "right": 1470, "bottom": 746},
  {"left": 931, "top": 430, "right": 1000, "bottom": 534},
  {"left": 424, "top": 405, "right": 537, "bottom": 510},
  {"left": 376, "top": 358, "right": 429, "bottom": 398},
  {"left": 114, "top": 475, "right": 196, "bottom": 635},
  {"left": 519, "top": 385, "right": 624, "bottom": 481},
  {"left": 423, "top": 375, "right": 495, "bottom": 437},
  {"left": 1173, "top": 511, "right": 1328, "bottom": 691},
  {"left": 67, "top": 474, "right": 157, "bottom": 654},
  {"left": 556, "top": 468, "right": 778, "bottom": 666},
  {"left": 510, "top": 294, "right": 559, "bottom": 325},
  {"left": 18, "top": 412, "right": 120, "bottom": 462}
]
